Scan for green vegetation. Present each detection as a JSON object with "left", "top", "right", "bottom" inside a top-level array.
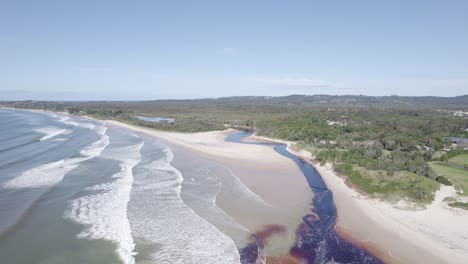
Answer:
[
  {"left": 448, "top": 202, "right": 468, "bottom": 210},
  {"left": 435, "top": 176, "right": 452, "bottom": 186},
  {"left": 334, "top": 163, "right": 439, "bottom": 203},
  {"left": 430, "top": 152, "right": 468, "bottom": 195},
  {"left": 5, "top": 95, "right": 468, "bottom": 203},
  {"left": 448, "top": 153, "right": 468, "bottom": 167}
]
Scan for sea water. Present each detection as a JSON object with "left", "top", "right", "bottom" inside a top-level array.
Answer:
[{"left": 0, "top": 109, "right": 242, "bottom": 264}]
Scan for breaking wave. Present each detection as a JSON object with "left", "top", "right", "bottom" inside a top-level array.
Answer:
[
  {"left": 35, "top": 127, "right": 68, "bottom": 141},
  {"left": 127, "top": 145, "right": 241, "bottom": 264},
  {"left": 4, "top": 126, "right": 110, "bottom": 189},
  {"left": 65, "top": 142, "right": 144, "bottom": 264}
]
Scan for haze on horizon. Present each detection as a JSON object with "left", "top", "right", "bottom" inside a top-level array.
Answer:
[{"left": 1, "top": 0, "right": 467, "bottom": 101}]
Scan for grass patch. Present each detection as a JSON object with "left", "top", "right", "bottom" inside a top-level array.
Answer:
[
  {"left": 429, "top": 161, "right": 468, "bottom": 195},
  {"left": 334, "top": 163, "right": 439, "bottom": 203},
  {"left": 448, "top": 153, "right": 468, "bottom": 167},
  {"left": 448, "top": 202, "right": 468, "bottom": 210}
]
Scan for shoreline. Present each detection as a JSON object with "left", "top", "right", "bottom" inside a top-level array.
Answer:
[
  {"left": 8, "top": 107, "right": 467, "bottom": 263},
  {"left": 102, "top": 120, "right": 314, "bottom": 261}
]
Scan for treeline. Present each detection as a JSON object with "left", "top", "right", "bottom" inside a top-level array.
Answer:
[{"left": 7, "top": 99, "right": 468, "bottom": 202}]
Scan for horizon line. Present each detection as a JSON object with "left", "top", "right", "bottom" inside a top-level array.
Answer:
[{"left": 1, "top": 93, "right": 467, "bottom": 103}]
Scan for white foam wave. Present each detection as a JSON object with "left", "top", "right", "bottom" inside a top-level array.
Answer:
[
  {"left": 54, "top": 114, "right": 96, "bottom": 129},
  {"left": 127, "top": 145, "right": 241, "bottom": 264},
  {"left": 36, "top": 126, "right": 68, "bottom": 141},
  {"left": 67, "top": 120, "right": 96, "bottom": 129},
  {"left": 3, "top": 158, "right": 85, "bottom": 188},
  {"left": 52, "top": 138, "right": 68, "bottom": 142},
  {"left": 80, "top": 134, "right": 110, "bottom": 157},
  {"left": 5, "top": 127, "right": 110, "bottom": 189},
  {"left": 65, "top": 142, "right": 144, "bottom": 264},
  {"left": 96, "top": 126, "right": 107, "bottom": 136}
]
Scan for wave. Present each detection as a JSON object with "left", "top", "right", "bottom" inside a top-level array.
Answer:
[
  {"left": 96, "top": 125, "right": 107, "bottom": 136},
  {"left": 127, "top": 145, "right": 241, "bottom": 264},
  {"left": 4, "top": 126, "right": 110, "bottom": 189},
  {"left": 46, "top": 111, "right": 101, "bottom": 130},
  {"left": 80, "top": 127, "right": 109, "bottom": 156},
  {"left": 0, "top": 139, "right": 40, "bottom": 153},
  {"left": 3, "top": 158, "right": 84, "bottom": 189},
  {"left": 63, "top": 119, "right": 96, "bottom": 129},
  {"left": 52, "top": 114, "right": 96, "bottom": 129},
  {"left": 35, "top": 127, "right": 68, "bottom": 141},
  {"left": 52, "top": 138, "right": 68, "bottom": 142},
  {"left": 65, "top": 142, "right": 144, "bottom": 264}
]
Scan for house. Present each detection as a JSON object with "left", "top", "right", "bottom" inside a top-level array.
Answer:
[{"left": 451, "top": 137, "right": 468, "bottom": 144}]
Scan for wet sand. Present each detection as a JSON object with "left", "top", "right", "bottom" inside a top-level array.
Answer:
[{"left": 103, "top": 121, "right": 313, "bottom": 259}]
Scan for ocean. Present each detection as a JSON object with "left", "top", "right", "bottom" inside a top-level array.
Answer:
[{"left": 0, "top": 109, "right": 241, "bottom": 264}]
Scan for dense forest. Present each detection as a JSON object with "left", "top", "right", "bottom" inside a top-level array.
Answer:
[{"left": 3, "top": 94, "right": 468, "bottom": 204}]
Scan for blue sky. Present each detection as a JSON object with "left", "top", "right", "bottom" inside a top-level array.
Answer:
[{"left": 1, "top": 0, "right": 467, "bottom": 100}]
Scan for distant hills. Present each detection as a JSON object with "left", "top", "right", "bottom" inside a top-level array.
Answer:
[
  {"left": 142, "top": 94, "right": 468, "bottom": 109},
  {"left": 2, "top": 94, "right": 468, "bottom": 109},
  {"left": 205, "top": 94, "right": 468, "bottom": 107}
]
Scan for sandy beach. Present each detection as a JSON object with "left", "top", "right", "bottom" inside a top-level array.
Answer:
[
  {"left": 103, "top": 121, "right": 313, "bottom": 260},
  {"left": 102, "top": 120, "right": 468, "bottom": 263}
]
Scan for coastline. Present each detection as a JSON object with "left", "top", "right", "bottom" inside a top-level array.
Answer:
[
  {"left": 247, "top": 134, "right": 468, "bottom": 264},
  {"left": 21, "top": 108, "right": 467, "bottom": 263}
]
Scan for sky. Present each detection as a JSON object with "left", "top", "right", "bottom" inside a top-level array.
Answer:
[{"left": 1, "top": 0, "right": 467, "bottom": 100}]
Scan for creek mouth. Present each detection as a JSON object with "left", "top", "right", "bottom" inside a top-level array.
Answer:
[{"left": 227, "top": 131, "right": 382, "bottom": 264}]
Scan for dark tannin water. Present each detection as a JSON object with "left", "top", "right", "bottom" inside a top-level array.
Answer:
[{"left": 227, "top": 131, "right": 382, "bottom": 264}]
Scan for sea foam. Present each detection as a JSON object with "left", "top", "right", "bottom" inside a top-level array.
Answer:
[
  {"left": 80, "top": 127, "right": 110, "bottom": 156},
  {"left": 5, "top": 126, "right": 110, "bottom": 189},
  {"left": 36, "top": 127, "right": 68, "bottom": 141},
  {"left": 55, "top": 114, "right": 96, "bottom": 129},
  {"left": 3, "top": 159, "right": 82, "bottom": 188},
  {"left": 65, "top": 142, "right": 144, "bottom": 264},
  {"left": 127, "top": 145, "right": 241, "bottom": 264}
]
